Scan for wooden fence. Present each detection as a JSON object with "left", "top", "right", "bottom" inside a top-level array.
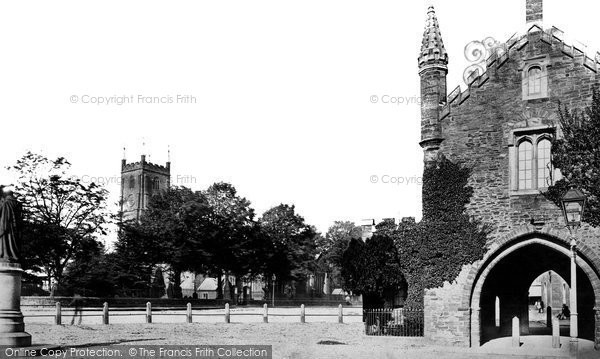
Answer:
[{"left": 25, "top": 303, "right": 361, "bottom": 325}]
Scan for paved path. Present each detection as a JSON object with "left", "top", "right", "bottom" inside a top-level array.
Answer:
[{"left": 478, "top": 336, "right": 597, "bottom": 358}]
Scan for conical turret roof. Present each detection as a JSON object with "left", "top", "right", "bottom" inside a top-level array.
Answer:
[{"left": 418, "top": 6, "right": 448, "bottom": 69}]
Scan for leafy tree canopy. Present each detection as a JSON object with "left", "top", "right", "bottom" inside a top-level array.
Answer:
[
  {"left": 259, "top": 204, "right": 317, "bottom": 281},
  {"left": 341, "top": 234, "right": 406, "bottom": 308},
  {"left": 7, "top": 152, "right": 109, "bottom": 285},
  {"left": 546, "top": 88, "right": 600, "bottom": 227}
]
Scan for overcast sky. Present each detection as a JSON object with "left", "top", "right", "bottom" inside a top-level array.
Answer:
[{"left": 0, "top": 0, "right": 598, "bottom": 240}]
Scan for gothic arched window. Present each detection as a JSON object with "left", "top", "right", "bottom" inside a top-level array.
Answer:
[
  {"left": 537, "top": 138, "right": 552, "bottom": 188},
  {"left": 129, "top": 175, "right": 135, "bottom": 189},
  {"left": 512, "top": 131, "right": 556, "bottom": 192},
  {"left": 518, "top": 140, "right": 533, "bottom": 190},
  {"left": 521, "top": 57, "right": 549, "bottom": 101},
  {"left": 528, "top": 66, "right": 542, "bottom": 95}
]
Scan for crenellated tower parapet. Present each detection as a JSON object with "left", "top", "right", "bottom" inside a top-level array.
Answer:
[{"left": 120, "top": 154, "right": 171, "bottom": 222}]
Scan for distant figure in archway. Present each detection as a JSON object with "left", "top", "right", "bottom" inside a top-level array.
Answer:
[{"left": 558, "top": 304, "right": 570, "bottom": 320}]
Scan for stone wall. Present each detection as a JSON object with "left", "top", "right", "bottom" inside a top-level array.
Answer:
[
  {"left": 440, "top": 30, "right": 599, "bottom": 246},
  {"left": 424, "top": 264, "right": 476, "bottom": 346}
]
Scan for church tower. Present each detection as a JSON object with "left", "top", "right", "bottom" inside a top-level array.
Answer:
[
  {"left": 418, "top": 6, "right": 448, "bottom": 165},
  {"left": 120, "top": 154, "right": 171, "bottom": 222}
]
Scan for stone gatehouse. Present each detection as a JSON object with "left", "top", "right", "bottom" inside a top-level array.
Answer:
[{"left": 417, "top": 0, "right": 600, "bottom": 349}]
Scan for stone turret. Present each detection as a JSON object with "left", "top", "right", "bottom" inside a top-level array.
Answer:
[{"left": 418, "top": 5, "right": 448, "bottom": 165}]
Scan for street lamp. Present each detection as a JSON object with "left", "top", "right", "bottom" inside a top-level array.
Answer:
[
  {"left": 561, "top": 188, "right": 587, "bottom": 230},
  {"left": 560, "top": 188, "right": 587, "bottom": 354}
]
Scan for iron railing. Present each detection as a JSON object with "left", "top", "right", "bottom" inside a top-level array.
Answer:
[{"left": 364, "top": 308, "right": 424, "bottom": 337}]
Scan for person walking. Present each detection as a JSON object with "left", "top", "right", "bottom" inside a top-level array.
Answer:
[{"left": 69, "top": 293, "right": 84, "bottom": 325}]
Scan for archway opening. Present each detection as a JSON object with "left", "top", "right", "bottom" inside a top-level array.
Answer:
[
  {"left": 527, "top": 271, "right": 570, "bottom": 335},
  {"left": 479, "top": 243, "right": 595, "bottom": 344}
]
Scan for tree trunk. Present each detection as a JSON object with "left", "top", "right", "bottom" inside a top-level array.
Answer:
[
  {"left": 216, "top": 270, "right": 223, "bottom": 299},
  {"left": 235, "top": 277, "right": 243, "bottom": 304},
  {"left": 173, "top": 269, "right": 182, "bottom": 299}
]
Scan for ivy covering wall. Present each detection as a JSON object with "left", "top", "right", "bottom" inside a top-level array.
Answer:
[{"left": 392, "top": 158, "right": 489, "bottom": 308}]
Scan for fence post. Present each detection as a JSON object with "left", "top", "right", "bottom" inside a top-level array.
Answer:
[
  {"left": 102, "top": 302, "right": 109, "bottom": 325},
  {"left": 263, "top": 303, "right": 268, "bottom": 323},
  {"left": 55, "top": 302, "right": 61, "bottom": 325},
  {"left": 186, "top": 303, "right": 192, "bottom": 323},
  {"left": 512, "top": 316, "right": 520, "bottom": 347},
  {"left": 400, "top": 307, "right": 405, "bottom": 326},
  {"left": 225, "top": 303, "right": 230, "bottom": 323},
  {"left": 375, "top": 309, "right": 381, "bottom": 336},
  {"left": 300, "top": 304, "right": 305, "bottom": 323},
  {"left": 552, "top": 316, "right": 560, "bottom": 349},
  {"left": 146, "top": 302, "right": 152, "bottom": 323},
  {"left": 338, "top": 304, "right": 343, "bottom": 324}
]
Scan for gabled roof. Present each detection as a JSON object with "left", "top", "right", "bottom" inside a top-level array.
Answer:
[{"left": 439, "top": 26, "right": 600, "bottom": 121}]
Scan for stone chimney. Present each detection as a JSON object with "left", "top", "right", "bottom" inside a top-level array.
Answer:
[{"left": 526, "top": 0, "right": 543, "bottom": 26}]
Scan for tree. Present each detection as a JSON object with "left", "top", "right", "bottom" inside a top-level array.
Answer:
[
  {"left": 259, "top": 204, "right": 317, "bottom": 283},
  {"left": 341, "top": 234, "right": 406, "bottom": 309},
  {"left": 203, "top": 182, "right": 258, "bottom": 299},
  {"left": 60, "top": 239, "right": 116, "bottom": 297},
  {"left": 316, "top": 221, "right": 361, "bottom": 289},
  {"left": 112, "top": 224, "right": 162, "bottom": 297},
  {"left": 340, "top": 237, "right": 366, "bottom": 295},
  {"left": 7, "top": 152, "right": 109, "bottom": 287},
  {"left": 545, "top": 88, "right": 600, "bottom": 227},
  {"left": 116, "top": 186, "right": 214, "bottom": 298},
  {"left": 151, "top": 267, "right": 166, "bottom": 298}
]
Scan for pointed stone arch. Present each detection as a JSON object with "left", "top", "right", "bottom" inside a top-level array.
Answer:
[{"left": 457, "top": 226, "right": 600, "bottom": 347}]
